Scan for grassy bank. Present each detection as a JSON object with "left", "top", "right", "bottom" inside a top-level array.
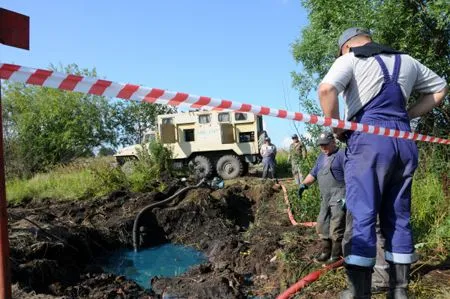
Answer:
[
  {"left": 7, "top": 141, "right": 173, "bottom": 204},
  {"left": 7, "top": 157, "right": 122, "bottom": 203}
]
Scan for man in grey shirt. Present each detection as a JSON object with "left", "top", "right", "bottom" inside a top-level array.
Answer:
[
  {"left": 318, "top": 27, "right": 447, "bottom": 299},
  {"left": 260, "top": 137, "right": 277, "bottom": 180}
]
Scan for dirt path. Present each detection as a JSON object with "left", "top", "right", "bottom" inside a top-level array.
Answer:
[{"left": 7, "top": 177, "right": 450, "bottom": 298}]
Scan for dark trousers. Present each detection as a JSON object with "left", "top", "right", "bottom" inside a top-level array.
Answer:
[{"left": 262, "top": 157, "right": 276, "bottom": 179}]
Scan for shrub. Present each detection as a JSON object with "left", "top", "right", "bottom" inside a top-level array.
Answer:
[
  {"left": 289, "top": 148, "right": 321, "bottom": 222},
  {"left": 275, "top": 150, "right": 291, "bottom": 178},
  {"left": 125, "top": 141, "right": 173, "bottom": 192}
]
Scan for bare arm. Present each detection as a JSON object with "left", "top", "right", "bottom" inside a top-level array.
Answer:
[
  {"left": 318, "top": 83, "right": 346, "bottom": 138},
  {"left": 301, "top": 174, "right": 316, "bottom": 186},
  {"left": 408, "top": 86, "right": 448, "bottom": 119},
  {"left": 319, "top": 83, "right": 340, "bottom": 119}
]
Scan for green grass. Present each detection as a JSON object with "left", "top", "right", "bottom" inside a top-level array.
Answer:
[
  {"left": 411, "top": 170, "right": 449, "bottom": 256},
  {"left": 6, "top": 141, "right": 174, "bottom": 204},
  {"left": 6, "top": 157, "right": 118, "bottom": 203},
  {"left": 288, "top": 184, "right": 320, "bottom": 223},
  {"left": 7, "top": 168, "right": 95, "bottom": 203},
  {"left": 275, "top": 150, "right": 291, "bottom": 178}
]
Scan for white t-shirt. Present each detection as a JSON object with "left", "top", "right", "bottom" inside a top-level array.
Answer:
[
  {"left": 320, "top": 52, "right": 447, "bottom": 120},
  {"left": 260, "top": 144, "right": 277, "bottom": 158}
]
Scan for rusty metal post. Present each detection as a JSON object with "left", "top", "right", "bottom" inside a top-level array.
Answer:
[{"left": 0, "top": 80, "right": 12, "bottom": 298}]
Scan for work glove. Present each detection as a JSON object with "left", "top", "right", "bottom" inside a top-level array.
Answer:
[{"left": 297, "top": 184, "right": 309, "bottom": 198}]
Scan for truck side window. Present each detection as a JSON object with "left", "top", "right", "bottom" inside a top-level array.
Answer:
[
  {"left": 239, "top": 131, "right": 255, "bottom": 143},
  {"left": 184, "top": 129, "right": 195, "bottom": 142},
  {"left": 198, "top": 114, "right": 211, "bottom": 124},
  {"left": 162, "top": 117, "right": 173, "bottom": 124},
  {"left": 218, "top": 112, "right": 230, "bottom": 122},
  {"left": 235, "top": 112, "right": 247, "bottom": 121}
]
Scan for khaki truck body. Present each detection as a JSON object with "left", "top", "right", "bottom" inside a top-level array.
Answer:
[{"left": 114, "top": 111, "right": 266, "bottom": 179}]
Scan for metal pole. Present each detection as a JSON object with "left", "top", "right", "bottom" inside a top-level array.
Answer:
[{"left": 0, "top": 80, "right": 12, "bottom": 298}]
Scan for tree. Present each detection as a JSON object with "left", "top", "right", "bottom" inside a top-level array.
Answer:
[
  {"left": 2, "top": 64, "right": 117, "bottom": 177},
  {"left": 291, "top": 0, "right": 449, "bottom": 140},
  {"left": 115, "top": 101, "right": 175, "bottom": 146}
]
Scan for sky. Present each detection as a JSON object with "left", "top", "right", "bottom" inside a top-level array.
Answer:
[{"left": 1, "top": 0, "right": 312, "bottom": 149}]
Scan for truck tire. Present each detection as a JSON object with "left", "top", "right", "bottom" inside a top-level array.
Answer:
[
  {"left": 216, "top": 155, "right": 243, "bottom": 180},
  {"left": 188, "top": 155, "right": 213, "bottom": 179}
]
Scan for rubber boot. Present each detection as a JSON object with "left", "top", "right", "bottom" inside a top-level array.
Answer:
[
  {"left": 329, "top": 240, "right": 342, "bottom": 263},
  {"left": 340, "top": 264, "right": 372, "bottom": 299},
  {"left": 316, "top": 239, "right": 331, "bottom": 262},
  {"left": 386, "top": 263, "right": 410, "bottom": 299}
]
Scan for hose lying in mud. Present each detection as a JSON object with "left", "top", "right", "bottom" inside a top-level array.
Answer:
[
  {"left": 276, "top": 258, "right": 344, "bottom": 299},
  {"left": 277, "top": 183, "right": 343, "bottom": 298},
  {"left": 132, "top": 178, "right": 206, "bottom": 252},
  {"left": 279, "top": 183, "right": 316, "bottom": 227}
]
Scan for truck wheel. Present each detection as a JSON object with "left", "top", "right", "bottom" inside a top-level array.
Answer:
[
  {"left": 188, "top": 155, "right": 213, "bottom": 178},
  {"left": 216, "top": 155, "right": 243, "bottom": 180}
]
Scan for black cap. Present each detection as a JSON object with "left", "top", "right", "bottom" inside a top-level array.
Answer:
[
  {"left": 317, "top": 132, "right": 334, "bottom": 145},
  {"left": 291, "top": 134, "right": 298, "bottom": 139}
]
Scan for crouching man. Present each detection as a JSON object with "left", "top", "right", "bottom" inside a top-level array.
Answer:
[{"left": 298, "top": 132, "right": 345, "bottom": 263}]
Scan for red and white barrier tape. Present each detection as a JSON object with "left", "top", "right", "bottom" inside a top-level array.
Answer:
[{"left": 1, "top": 63, "right": 448, "bottom": 145}]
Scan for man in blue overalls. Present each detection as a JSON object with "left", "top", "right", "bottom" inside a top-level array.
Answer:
[
  {"left": 298, "top": 132, "right": 346, "bottom": 263},
  {"left": 318, "top": 28, "right": 448, "bottom": 298}
]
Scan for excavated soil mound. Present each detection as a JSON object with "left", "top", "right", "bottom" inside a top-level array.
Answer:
[{"left": 9, "top": 178, "right": 311, "bottom": 299}]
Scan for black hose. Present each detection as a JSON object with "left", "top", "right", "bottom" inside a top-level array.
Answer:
[{"left": 132, "top": 178, "right": 206, "bottom": 252}]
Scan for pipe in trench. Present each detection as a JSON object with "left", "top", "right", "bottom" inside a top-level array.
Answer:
[{"left": 132, "top": 178, "right": 205, "bottom": 252}]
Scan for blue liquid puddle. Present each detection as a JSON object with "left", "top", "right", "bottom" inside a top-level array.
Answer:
[{"left": 101, "top": 243, "right": 207, "bottom": 289}]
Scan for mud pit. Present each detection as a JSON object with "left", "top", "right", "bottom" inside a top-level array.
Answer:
[{"left": 8, "top": 178, "right": 450, "bottom": 298}]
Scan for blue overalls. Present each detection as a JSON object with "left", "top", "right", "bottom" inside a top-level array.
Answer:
[{"left": 343, "top": 54, "right": 418, "bottom": 267}]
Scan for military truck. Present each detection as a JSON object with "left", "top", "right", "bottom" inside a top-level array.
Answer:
[{"left": 114, "top": 110, "right": 266, "bottom": 179}]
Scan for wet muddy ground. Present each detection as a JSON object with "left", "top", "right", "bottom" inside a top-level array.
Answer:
[{"left": 7, "top": 177, "right": 450, "bottom": 298}]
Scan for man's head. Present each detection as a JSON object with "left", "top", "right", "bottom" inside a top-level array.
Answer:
[
  {"left": 291, "top": 134, "right": 299, "bottom": 142},
  {"left": 264, "top": 137, "right": 271, "bottom": 144},
  {"left": 338, "top": 27, "right": 372, "bottom": 56},
  {"left": 317, "top": 132, "right": 336, "bottom": 155}
]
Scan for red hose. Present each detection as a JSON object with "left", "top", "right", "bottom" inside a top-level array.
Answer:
[
  {"left": 280, "top": 183, "right": 316, "bottom": 227},
  {"left": 276, "top": 258, "right": 344, "bottom": 299},
  {"left": 277, "top": 183, "right": 343, "bottom": 298}
]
